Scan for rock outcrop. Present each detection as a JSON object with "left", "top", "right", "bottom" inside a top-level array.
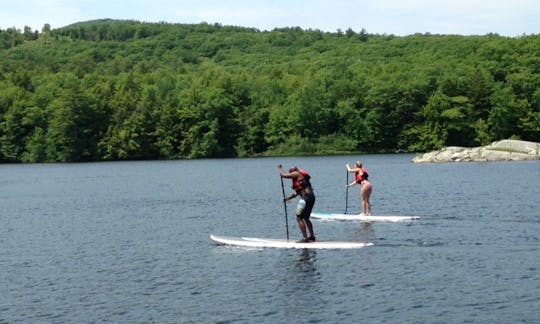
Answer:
[{"left": 412, "top": 139, "right": 540, "bottom": 163}]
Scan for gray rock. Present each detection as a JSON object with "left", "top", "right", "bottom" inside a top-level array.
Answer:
[{"left": 412, "top": 139, "right": 540, "bottom": 163}]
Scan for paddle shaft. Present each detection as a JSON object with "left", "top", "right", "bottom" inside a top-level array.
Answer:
[
  {"left": 345, "top": 169, "right": 349, "bottom": 214},
  {"left": 280, "top": 176, "right": 290, "bottom": 241}
]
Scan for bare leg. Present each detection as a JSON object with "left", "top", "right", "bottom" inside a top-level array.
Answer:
[
  {"left": 305, "top": 219, "right": 315, "bottom": 239},
  {"left": 365, "top": 198, "right": 371, "bottom": 215},
  {"left": 296, "top": 217, "right": 308, "bottom": 239},
  {"left": 361, "top": 184, "right": 373, "bottom": 215},
  {"left": 359, "top": 191, "right": 365, "bottom": 215}
]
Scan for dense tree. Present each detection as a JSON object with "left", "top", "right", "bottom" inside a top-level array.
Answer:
[{"left": 0, "top": 20, "right": 539, "bottom": 162}]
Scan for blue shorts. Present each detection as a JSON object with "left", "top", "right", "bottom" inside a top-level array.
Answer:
[{"left": 296, "top": 192, "right": 315, "bottom": 220}]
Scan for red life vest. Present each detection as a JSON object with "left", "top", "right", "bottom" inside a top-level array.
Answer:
[
  {"left": 355, "top": 167, "right": 369, "bottom": 184},
  {"left": 292, "top": 169, "right": 311, "bottom": 191}
]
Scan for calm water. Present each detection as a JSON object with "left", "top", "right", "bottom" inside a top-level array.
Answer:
[{"left": 1, "top": 155, "right": 539, "bottom": 323}]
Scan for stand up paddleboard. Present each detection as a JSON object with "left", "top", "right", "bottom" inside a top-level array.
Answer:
[
  {"left": 311, "top": 212, "right": 420, "bottom": 222},
  {"left": 210, "top": 235, "right": 373, "bottom": 249}
]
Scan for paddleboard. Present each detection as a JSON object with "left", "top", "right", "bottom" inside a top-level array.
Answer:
[
  {"left": 210, "top": 234, "right": 373, "bottom": 249},
  {"left": 311, "top": 212, "right": 420, "bottom": 222}
]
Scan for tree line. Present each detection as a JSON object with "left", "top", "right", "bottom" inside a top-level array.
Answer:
[{"left": 0, "top": 19, "right": 538, "bottom": 162}]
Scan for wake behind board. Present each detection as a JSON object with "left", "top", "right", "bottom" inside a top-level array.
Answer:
[
  {"left": 311, "top": 212, "right": 420, "bottom": 222},
  {"left": 210, "top": 235, "right": 373, "bottom": 249}
]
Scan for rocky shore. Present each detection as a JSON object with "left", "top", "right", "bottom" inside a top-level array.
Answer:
[{"left": 412, "top": 139, "right": 540, "bottom": 163}]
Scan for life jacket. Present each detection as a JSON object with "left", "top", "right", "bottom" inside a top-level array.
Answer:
[
  {"left": 292, "top": 169, "right": 311, "bottom": 191},
  {"left": 355, "top": 167, "right": 369, "bottom": 184}
]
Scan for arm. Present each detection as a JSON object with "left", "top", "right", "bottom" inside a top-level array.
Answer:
[
  {"left": 278, "top": 164, "right": 298, "bottom": 179},
  {"left": 284, "top": 191, "right": 299, "bottom": 202},
  {"left": 346, "top": 163, "right": 361, "bottom": 173},
  {"left": 279, "top": 164, "right": 298, "bottom": 201}
]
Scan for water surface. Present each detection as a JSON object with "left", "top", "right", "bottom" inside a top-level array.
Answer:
[{"left": 1, "top": 155, "right": 539, "bottom": 323}]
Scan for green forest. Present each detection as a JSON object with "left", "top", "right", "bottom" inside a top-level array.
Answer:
[{"left": 1, "top": 19, "right": 539, "bottom": 162}]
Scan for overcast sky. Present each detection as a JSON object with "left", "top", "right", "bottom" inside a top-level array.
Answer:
[{"left": 1, "top": 0, "right": 538, "bottom": 36}]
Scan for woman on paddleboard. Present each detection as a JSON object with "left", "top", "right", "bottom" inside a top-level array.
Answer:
[
  {"left": 278, "top": 165, "right": 316, "bottom": 243},
  {"left": 346, "top": 161, "right": 372, "bottom": 216}
]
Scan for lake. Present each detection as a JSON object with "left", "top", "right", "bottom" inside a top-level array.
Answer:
[{"left": 1, "top": 154, "right": 539, "bottom": 323}]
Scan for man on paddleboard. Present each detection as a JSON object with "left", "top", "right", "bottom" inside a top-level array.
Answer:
[{"left": 278, "top": 165, "right": 316, "bottom": 243}]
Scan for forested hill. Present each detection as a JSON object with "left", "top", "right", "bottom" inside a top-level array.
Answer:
[{"left": 1, "top": 20, "right": 539, "bottom": 162}]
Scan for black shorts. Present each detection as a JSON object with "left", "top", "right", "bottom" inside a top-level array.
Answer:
[{"left": 296, "top": 192, "right": 315, "bottom": 220}]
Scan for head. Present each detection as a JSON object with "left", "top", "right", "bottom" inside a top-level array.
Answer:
[
  {"left": 289, "top": 166, "right": 298, "bottom": 173},
  {"left": 355, "top": 161, "right": 362, "bottom": 168}
]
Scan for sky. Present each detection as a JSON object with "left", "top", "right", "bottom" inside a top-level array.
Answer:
[{"left": 1, "top": 0, "right": 539, "bottom": 37}]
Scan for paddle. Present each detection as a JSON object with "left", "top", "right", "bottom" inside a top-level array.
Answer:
[
  {"left": 280, "top": 175, "right": 290, "bottom": 241},
  {"left": 345, "top": 169, "right": 349, "bottom": 214}
]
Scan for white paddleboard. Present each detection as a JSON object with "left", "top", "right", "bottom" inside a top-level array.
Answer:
[
  {"left": 210, "top": 234, "right": 373, "bottom": 249},
  {"left": 311, "top": 212, "right": 420, "bottom": 222}
]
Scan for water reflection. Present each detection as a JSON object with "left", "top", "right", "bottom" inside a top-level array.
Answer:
[
  {"left": 351, "top": 221, "right": 375, "bottom": 243},
  {"left": 360, "top": 222, "right": 374, "bottom": 234},
  {"left": 274, "top": 248, "right": 323, "bottom": 319},
  {"left": 277, "top": 249, "right": 320, "bottom": 293},
  {"left": 294, "top": 249, "right": 317, "bottom": 272}
]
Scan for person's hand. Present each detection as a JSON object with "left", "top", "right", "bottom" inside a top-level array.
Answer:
[{"left": 278, "top": 164, "right": 282, "bottom": 169}]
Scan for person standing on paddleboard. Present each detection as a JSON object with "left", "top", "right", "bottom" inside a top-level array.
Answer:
[
  {"left": 278, "top": 165, "right": 316, "bottom": 243},
  {"left": 346, "top": 161, "right": 372, "bottom": 216}
]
